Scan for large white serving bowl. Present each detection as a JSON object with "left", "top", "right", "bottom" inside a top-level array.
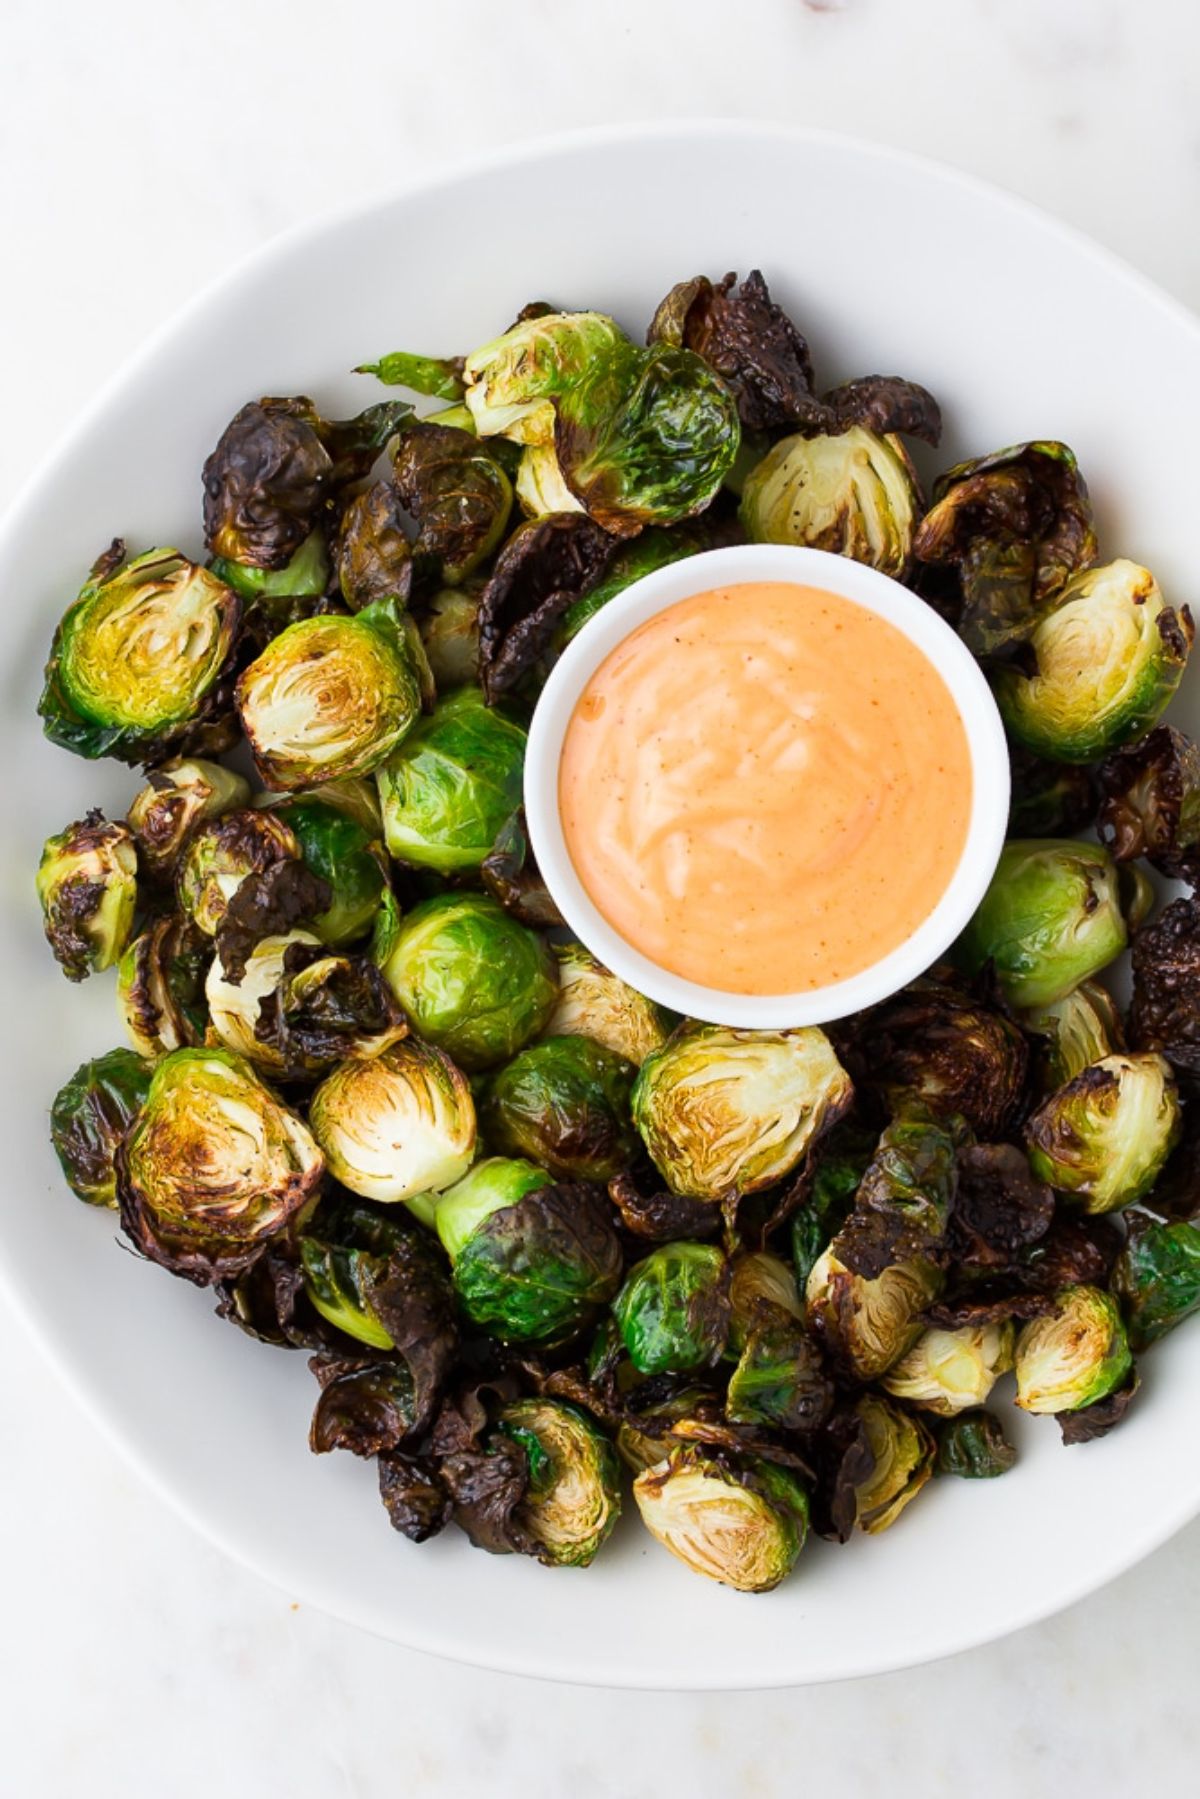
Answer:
[{"left": 2, "top": 122, "right": 1199, "bottom": 1690}]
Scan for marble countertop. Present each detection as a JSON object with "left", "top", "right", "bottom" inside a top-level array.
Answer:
[{"left": 6, "top": 0, "right": 1200, "bottom": 1790}]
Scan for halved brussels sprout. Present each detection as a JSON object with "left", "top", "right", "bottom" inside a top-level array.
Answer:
[
  {"left": 1014, "top": 1286, "right": 1132, "bottom": 1413},
  {"left": 309, "top": 1039, "right": 476, "bottom": 1210},
  {"left": 543, "top": 943, "right": 672, "bottom": 1067},
  {"left": 37, "top": 812, "right": 138, "bottom": 981},
  {"left": 127, "top": 758, "right": 251, "bottom": 884},
  {"left": 632, "top": 1024, "right": 851, "bottom": 1204},
  {"left": 633, "top": 1450, "right": 809, "bottom": 1593},
  {"left": 515, "top": 444, "right": 585, "bottom": 518},
  {"left": 39, "top": 545, "right": 242, "bottom": 763},
  {"left": 380, "top": 892, "right": 558, "bottom": 1072},
  {"left": 417, "top": 585, "right": 482, "bottom": 689},
  {"left": 805, "top": 1246, "right": 941, "bottom": 1382},
  {"left": 376, "top": 687, "right": 527, "bottom": 873},
  {"left": 992, "top": 560, "right": 1193, "bottom": 763},
  {"left": 482, "top": 1035, "right": 638, "bottom": 1181},
  {"left": 881, "top": 1321, "right": 1015, "bottom": 1416},
  {"left": 1114, "top": 1216, "right": 1200, "bottom": 1350},
  {"left": 116, "top": 1047, "right": 324, "bottom": 1283},
  {"left": 851, "top": 1395, "right": 936, "bottom": 1533},
  {"left": 117, "top": 915, "right": 210, "bottom": 1058},
  {"left": 235, "top": 599, "right": 422, "bottom": 790},
  {"left": 50, "top": 1048, "right": 153, "bottom": 1207},
  {"left": 1025, "top": 1052, "right": 1181, "bottom": 1214},
  {"left": 268, "top": 790, "right": 389, "bottom": 947},
  {"left": 739, "top": 427, "right": 919, "bottom": 576},
  {"left": 935, "top": 1410, "right": 1017, "bottom": 1479},
  {"left": 727, "top": 1251, "right": 803, "bottom": 1349},
  {"left": 435, "top": 1158, "right": 622, "bottom": 1345},
  {"left": 1022, "top": 978, "right": 1123, "bottom": 1089},
  {"left": 497, "top": 1398, "right": 622, "bottom": 1567},
  {"left": 206, "top": 929, "right": 398, "bottom": 1078},
  {"left": 463, "top": 311, "right": 633, "bottom": 443},
  {"left": 612, "top": 1242, "right": 729, "bottom": 1374},
  {"left": 210, "top": 528, "right": 330, "bottom": 605},
  {"left": 957, "top": 839, "right": 1127, "bottom": 1009},
  {"left": 176, "top": 807, "right": 300, "bottom": 937}
]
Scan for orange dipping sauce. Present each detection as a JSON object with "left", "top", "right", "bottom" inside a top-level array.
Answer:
[{"left": 558, "top": 582, "right": 972, "bottom": 996}]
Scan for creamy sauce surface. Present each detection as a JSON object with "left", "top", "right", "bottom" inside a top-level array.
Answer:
[{"left": 559, "top": 581, "right": 972, "bottom": 995}]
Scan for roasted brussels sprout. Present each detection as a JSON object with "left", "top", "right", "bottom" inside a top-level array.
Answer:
[
  {"left": 334, "top": 477, "right": 412, "bottom": 611},
  {"left": 116, "top": 1048, "right": 324, "bottom": 1284},
  {"left": 957, "top": 839, "right": 1127, "bottom": 1009},
  {"left": 805, "top": 1247, "right": 941, "bottom": 1382},
  {"left": 1022, "top": 979, "right": 1124, "bottom": 1090},
  {"left": 482, "top": 1035, "right": 637, "bottom": 1181},
  {"left": 496, "top": 1398, "right": 622, "bottom": 1566},
  {"left": 391, "top": 422, "right": 513, "bottom": 584},
  {"left": 202, "top": 395, "right": 410, "bottom": 569},
  {"left": 206, "top": 931, "right": 406, "bottom": 1080},
  {"left": 725, "top": 1254, "right": 834, "bottom": 1433},
  {"left": 210, "top": 528, "right": 330, "bottom": 606},
  {"left": 309, "top": 1040, "right": 475, "bottom": 1210},
  {"left": 850, "top": 1395, "right": 936, "bottom": 1532},
  {"left": 266, "top": 789, "right": 388, "bottom": 948},
  {"left": 37, "top": 811, "right": 138, "bottom": 981},
  {"left": 380, "top": 892, "right": 558, "bottom": 1072},
  {"left": 834, "top": 1112, "right": 959, "bottom": 1279},
  {"left": 435, "top": 1158, "right": 622, "bottom": 1345},
  {"left": 858, "top": 978, "right": 1027, "bottom": 1139},
  {"left": 39, "top": 544, "right": 242, "bottom": 764},
  {"left": 376, "top": 687, "right": 526, "bottom": 873},
  {"left": 615, "top": 1384, "right": 721, "bottom": 1474},
  {"left": 612, "top": 1242, "right": 730, "bottom": 1374},
  {"left": 881, "top": 1321, "right": 1015, "bottom": 1416},
  {"left": 992, "top": 560, "right": 1193, "bottom": 763},
  {"left": 739, "top": 428, "right": 919, "bottom": 577},
  {"left": 464, "top": 311, "right": 631, "bottom": 443},
  {"left": 632, "top": 1024, "right": 851, "bottom": 1204},
  {"left": 176, "top": 806, "right": 300, "bottom": 937},
  {"left": 117, "top": 915, "right": 209, "bottom": 1058},
  {"left": 236, "top": 600, "right": 422, "bottom": 791},
  {"left": 543, "top": 944, "right": 671, "bottom": 1066},
  {"left": 559, "top": 526, "right": 704, "bottom": 645},
  {"left": 1026, "top": 1053, "right": 1180, "bottom": 1214},
  {"left": 127, "top": 758, "right": 251, "bottom": 884},
  {"left": 945, "top": 1142, "right": 1054, "bottom": 1274},
  {"left": 50, "top": 1048, "right": 153, "bottom": 1207},
  {"left": 647, "top": 268, "right": 818, "bottom": 432},
  {"left": 1114, "top": 1216, "right": 1200, "bottom": 1350},
  {"left": 1097, "top": 725, "right": 1200, "bottom": 882},
  {"left": 416, "top": 585, "right": 482, "bottom": 689},
  {"left": 1014, "top": 1286, "right": 1132, "bottom": 1413},
  {"left": 633, "top": 1450, "right": 809, "bottom": 1592},
  {"left": 727, "top": 1251, "right": 804, "bottom": 1346},
  {"left": 935, "top": 1410, "right": 1017, "bottom": 1478},
  {"left": 911, "top": 441, "right": 1097, "bottom": 655},
  {"left": 1130, "top": 896, "right": 1200, "bottom": 1073}
]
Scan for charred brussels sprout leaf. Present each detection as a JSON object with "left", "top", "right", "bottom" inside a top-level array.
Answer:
[
  {"left": 436, "top": 1160, "right": 622, "bottom": 1346},
  {"left": 211, "top": 859, "right": 331, "bottom": 987},
  {"left": 559, "top": 525, "right": 705, "bottom": 645},
  {"left": 127, "top": 758, "right": 250, "bottom": 885},
  {"left": 789, "top": 1127, "right": 874, "bottom": 1292},
  {"left": 480, "top": 807, "right": 563, "bottom": 929},
  {"left": 1097, "top": 725, "right": 1200, "bottom": 881},
  {"left": 377, "top": 687, "right": 526, "bottom": 873},
  {"left": 269, "top": 790, "right": 389, "bottom": 948},
  {"left": 726, "top": 1260, "right": 834, "bottom": 1433},
  {"left": 607, "top": 1170, "right": 721, "bottom": 1244},
  {"left": 850, "top": 1395, "right": 936, "bottom": 1533},
  {"left": 37, "top": 811, "right": 137, "bottom": 981},
  {"left": 632, "top": 1023, "right": 852, "bottom": 1204},
  {"left": 739, "top": 428, "right": 919, "bottom": 577},
  {"left": 1021, "top": 979, "right": 1124, "bottom": 1091},
  {"left": 496, "top": 1398, "right": 622, "bottom": 1566},
  {"left": 615, "top": 1383, "right": 724, "bottom": 1473},
  {"left": 309, "top": 1354, "right": 418, "bottom": 1456},
  {"left": 334, "top": 478, "right": 413, "bottom": 611},
  {"left": 1025, "top": 1053, "right": 1181, "bottom": 1214},
  {"left": 118, "top": 915, "right": 210, "bottom": 1058},
  {"left": 202, "top": 395, "right": 411, "bottom": 569},
  {"left": 1130, "top": 896, "right": 1200, "bottom": 1074},
  {"left": 957, "top": 839, "right": 1126, "bottom": 1009},
  {"left": 858, "top": 979, "right": 1028, "bottom": 1138},
  {"left": 805, "top": 1246, "right": 941, "bottom": 1383},
  {"left": 477, "top": 513, "right": 616, "bottom": 701},
  {"left": 209, "top": 934, "right": 407, "bottom": 1080},
  {"left": 612, "top": 1242, "right": 730, "bottom": 1374},
  {"left": 116, "top": 1048, "right": 324, "bottom": 1285},
  {"left": 1114, "top": 1215, "right": 1200, "bottom": 1349},
  {"left": 947, "top": 1143, "right": 1054, "bottom": 1271},
  {"left": 356, "top": 350, "right": 465, "bottom": 402},
  {"left": 309, "top": 1039, "right": 475, "bottom": 1210},
  {"left": 648, "top": 268, "right": 818, "bottom": 432},
  {"left": 935, "top": 1410, "right": 1017, "bottom": 1478},
  {"left": 380, "top": 892, "right": 558, "bottom": 1072},
  {"left": 992, "top": 560, "right": 1192, "bottom": 763},
  {"left": 836, "top": 1113, "right": 959, "bottom": 1280},
  {"left": 301, "top": 1241, "right": 396, "bottom": 1351},
  {"left": 391, "top": 423, "right": 513, "bottom": 585},
  {"left": 633, "top": 1449, "right": 809, "bottom": 1592},
  {"left": 544, "top": 943, "right": 671, "bottom": 1066},
  {"left": 912, "top": 441, "right": 1097, "bottom": 656},
  {"left": 50, "top": 1048, "right": 152, "bottom": 1207},
  {"left": 1057, "top": 1367, "right": 1140, "bottom": 1445},
  {"left": 176, "top": 806, "right": 300, "bottom": 938},
  {"left": 1006, "top": 745, "right": 1097, "bottom": 839},
  {"left": 1014, "top": 1285, "right": 1132, "bottom": 1413},
  {"left": 236, "top": 599, "right": 423, "bottom": 790},
  {"left": 882, "top": 1321, "right": 1015, "bottom": 1415},
  {"left": 39, "top": 545, "right": 242, "bottom": 764},
  {"left": 482, "top": 1035, "right": 638, "bottom": 1182}
]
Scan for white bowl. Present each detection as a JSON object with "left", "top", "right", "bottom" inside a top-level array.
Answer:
[
  {"left": 525, "top": 542, "right": 1009, "bottom": 1028},
  {"left": 4, "top": 122, "right": 1200, "bottom": 1690}
]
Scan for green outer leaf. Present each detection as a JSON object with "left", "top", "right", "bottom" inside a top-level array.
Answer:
[
  {"left": 452, "top": 1188, "right": 621, "bottom": 1345},
  {"left": 50, "top": 1048, "right": 153, "bottom": 1206},
  {"left": 210, "top": 529, "right": 329, "bottom": 601},
  {"left": 935, "top": 1411, "right": 1017, "bottom": 1478},
  {"left": 300, "top": 1239, "right": 395, "bottom": 1350},
  {"left": 613, "top": 1242, "right": 729, "bottom": 1374},
  {"left": 376, "top": 688, "right": 527, "bottom": 873},
  {"left": 275, "top": 795, "right": 387, "bottom": 947},
  {"left": 1114, "top": 1218, "right": 1200, "bottom": 1349},
  {"left": 356, "top": 352, "right": 465, "bottom": 402}
]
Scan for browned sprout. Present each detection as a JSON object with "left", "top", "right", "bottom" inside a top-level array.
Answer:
[
  {"left": 335, "top": 478, "right": 413, "bottom": 610},
  {"left": 856, "top": 978, "right": 1028, "bottom": 1139},
  {"left": 476, "top": 512, "right": 616, "bottom": 700},
  {"left": 1097, "top": 724, "right": 1200, "bottom": 882},
  {"left": 1130, "top": 897, "right": 1200, "bottom": 1074}
]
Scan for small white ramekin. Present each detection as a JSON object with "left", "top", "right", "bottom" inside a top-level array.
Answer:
[{"left": 524, "top": 543, "right": 1009, "bottom": 1029}]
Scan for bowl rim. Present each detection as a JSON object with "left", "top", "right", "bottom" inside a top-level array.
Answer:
[
  {"left": 6, "top": 119, "right": 1200, "bottom": 1690},
  {"left": 525, "top": 542, "right": 1010, "bottom": 1027}
]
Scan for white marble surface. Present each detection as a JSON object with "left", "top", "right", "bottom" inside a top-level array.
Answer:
[{"left": 5, "top": 0, "right": 1200, "bottom": 1789}]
